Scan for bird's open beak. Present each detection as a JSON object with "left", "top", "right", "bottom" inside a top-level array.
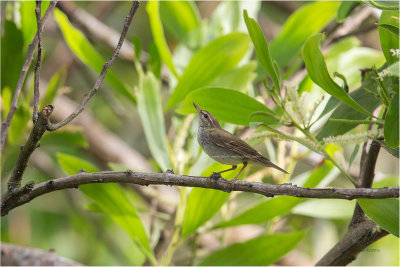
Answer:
[{"left": 193, "top": 102, "right": 201, "bottom": 113}]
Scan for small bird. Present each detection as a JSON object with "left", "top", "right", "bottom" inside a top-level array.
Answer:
[{"left": 194, "top": 102, "right": 288, "bottom": 183}]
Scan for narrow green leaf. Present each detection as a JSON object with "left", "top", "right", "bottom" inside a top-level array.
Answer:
[
  {"left": 177, "top": 87, "right": 277, "bottom": 126},
  {"left": 358, "top": 198, "right": 399, "bottom": 237},
  {"left": 303, "top": 33, "right": 372, "bottom": 116},
  {"left": 198, "top": 232, "right": 305, "bottom": 266},
  {"left": 146, "top": 1, "right": 178, "bottom": 78},
  {"left": 362, "top": 0, "right": 400, "bottom": 11},
  {"left": 137, "top": 72, "right": 172, "bottom": 171},
  {"left": 379, "top": 11, "right": 399, "bottom": 65},
  {"left": 40, "top": 67, "right": 67, "bottom": 109},
  {"left": 53, "top": 10, "right": 136, "bottom": 104},
  {"left": 270, "top": 1, "right": 340, "bottom": 68},
  {"left": 384, "top": 93, "right": 399, "bottom": 148},
  {"left": 214, "top": 162, "right": 333, "bottom": 228},
  {"left": 181, "top": 163, "right": 239, "bottom": 238},
  {"left": 243, "top": 9, "right": 280, "bottom": 90},
  {"left": 378, "top": 23, "right": 400, "bottom": 38},
  {"left": 167, "top": 33, "right": 250, "bottom": 108},
  {"left": 56, "top": 153, "right": 155, "bottom": 262},
  {"left": 337, "top": 1, "right": 359, "bottom": 23},
  {"left": 159, "top": 1, "right": 200, "bottom": 45}
]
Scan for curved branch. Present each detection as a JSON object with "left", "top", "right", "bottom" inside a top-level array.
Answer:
[
  {"left": 46, "top": 0, "right": 140, "bottom": 131},
  {"left": 2, "top": 170, "right": 399, "bottom": 216}
]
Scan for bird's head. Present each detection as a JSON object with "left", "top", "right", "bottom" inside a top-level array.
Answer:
[{"left": 193, "top": 102, "right": 221, "bottom": 129}]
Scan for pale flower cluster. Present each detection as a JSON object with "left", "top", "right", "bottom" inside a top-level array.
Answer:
[
  {"left": 377, "top": 69, "right": 391, "bottom": 81},
  {"left": 390, "top": 48, "right": 400, "bottom": 58},
  {"left": 323, "top": 128, "right": 384, "bottom": 145}
]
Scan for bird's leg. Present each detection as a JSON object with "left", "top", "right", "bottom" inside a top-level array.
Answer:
[
  {"left": 230, "top": 162, "right": 248, "bottom": 184},
  {"left": 210, "top": 165, "right": 237, "bottom": 180}
]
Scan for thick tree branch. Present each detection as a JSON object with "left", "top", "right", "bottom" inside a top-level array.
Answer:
[
  {"left": 1, "top": 243, "right": 83, "bottom": 266},
  {"left": 46, "top": 0, "right": 140, "bottom": 131},
  {"left": 1, "top": 170, "right": 398, "bottom": 216},
  {"left": 32, "top": 0, "right": 43, "bottom": 123},
  {"left": 315, "top": 220, "right": 388, "bottom": 266},
  {"left": 0, "top": 0, "right": 58, "bottom": 151}
]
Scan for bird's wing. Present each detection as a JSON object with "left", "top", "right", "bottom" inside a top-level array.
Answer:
[{"left": 207, "top": 128, "right": 288, "bottom": 174}]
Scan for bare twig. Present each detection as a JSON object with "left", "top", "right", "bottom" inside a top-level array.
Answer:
[
  {"left": 1, "top": 170, "right": 399, "bottom": 216},
  {"left": 1, "top": 243, "right": 83, "bottom": 266},
  {"left": 47, "top": 0, "right": 140, "bottom": 131},
  {"left": 32, "top": 0, "right": 43, "bottom": 123},
  {"left": 0, "top": 0, "right": 58, "bottom": 151}
]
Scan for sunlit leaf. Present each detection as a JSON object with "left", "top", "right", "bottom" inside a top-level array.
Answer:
[
  {"left": 53, "top": 10, "right": 136, "bottom": 104},
  {"left": 210, "top": 61, "right": 257, "bottom": 92},
  {"left": 159, "top": 1, "right": 200, "bottom": 46},
  {"left": 378, "top": 23, "right": 400, "bottom": 38},
  {"left": 146, "top": 1, "right": 178, "bottom": 78},
  {"left": 292, "top": 199, "right": 355, "bottom": 219},
  {"left": 358, "top": 198, "right": 399, "bottom": 237},
  {"left": 198, "top": 232, "right": 305, "bottom": 266},
  {"left": 270, "top": 1, "right": 340, "bottom": 68},
  {"left": 303, "top": 33, "right": 372, "bottom": 116},
  {"left": 137, "top": 72, "right": 172, "bottom": 171},
  {"left": 167, "top": 33, "right": 250, "bottom": 108},
  {"left": 56, "top": 153, "right": 155, "bottom": 262},
  {"left": 384, "top": 93, "right": 399, "bottom": 148},
  {"left": 243, "top": 9, "right": 280, "bottom": 90},
  {"left": 177, "top": 87, "right": 276, "bottom": 126}
]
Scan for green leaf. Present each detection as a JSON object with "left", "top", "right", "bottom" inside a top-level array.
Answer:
[
  {"left": 384, "top": 93, "right": 399, "bottom": 148},
  {"left": 181, "top": 163, "right": 239, "bottom": 238},
  {"left": 303, "top": 33, "right": 372, "bottom": 116},
  {"left": 41, "top": 130, "right": 88, "bottom": 149},
  {"left": 270, "top": 1, "right": 340, "bottom": 68},
  {"left": 243, "top": 9, "right": 280, "bottom": 90},
  {"left": 56, "top": 153, "right": 155, "bottom": 262},
  {"left": 379, "top": 11, "right": 399, "bottom": 65},
  {"left": 53, "top": 10, "right": 136, "bottom": 104},
  {"left": 292, "top": 199, "right": 355, "bottom": 219},
  {"left": 167, "top": 33, "right": 250, "bottom": 108},
  {"left": 198, "top": 232, "right": 305, "bottom": 266},
  {"left": 146, "top": 1, "right": 178, "bottom": 78},
  {"left": 337, "top": 1, "right": 359, "bottom": 23},
  {"left": 1, "top": 21, "right": 24, "bottom": 91},
  {"left": 210, "top": 61, "right": 257, "bottom": 92},
  {"left": 378, "top": 23, "right": 400, "bottom": 38},
  {"left": 214, "top": 162, "right": 333, "bottom": 228},
  {"left": 159, "top": 1, "right": 200, "bottom": 46},
  {"left": 177, "top": 87, "right": 276, "bottom": 126},
  {"left": 137, "top": 72, "right": 172, "bottom": 171},
  {"left": 362, "top": 0, "right": 400, "bottom": 10},
  {"left": 40, "top": 67, "right": 67, "bottom": 109},
  {"left": 7, "top": 101, "right": 30, "bottom": 145},
  {"left": 358, "top": 198, "right": 399, "bottom": 237}
]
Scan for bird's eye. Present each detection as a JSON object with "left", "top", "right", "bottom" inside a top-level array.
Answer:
[{"left": 203, "top": 114, "right": 209, "bottom": 119}]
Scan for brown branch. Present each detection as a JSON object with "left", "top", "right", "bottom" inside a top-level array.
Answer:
[
  {"left": 32, "top": 0, "right": 43, "bottom": 123},
  {"left": 315, "top": 220, "right": 388, "bottom": 266},
  {"left": 317, "top": 111, "right": 389, "bottom": 266},
  {"left": 0, "top": 0, "right": 58, "bottom": 151},
  {"left": 1, "top": 243, "right": 83, "bottom": 266},
  {"left": 46, "top": 0, "right": 140, "bottom": 131},
  {"left": 1, "top": 170, "right": 399, "bottom": 216},
  {"left": 5, "top": 105, "right": 54, "bottom": 192}
]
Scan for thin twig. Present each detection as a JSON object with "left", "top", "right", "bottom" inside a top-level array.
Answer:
[
  {"left": 47, "top": 0, "right": 140, "bottom": 131},
  {"left": 0, "top": 0, "right": 58, "bottom": 151},
  {"left": 1, "top": 170, "right": 399, "bottom": 216},
  {"left": 32, "top": 0, "right": 43, "bottom": 123}
]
